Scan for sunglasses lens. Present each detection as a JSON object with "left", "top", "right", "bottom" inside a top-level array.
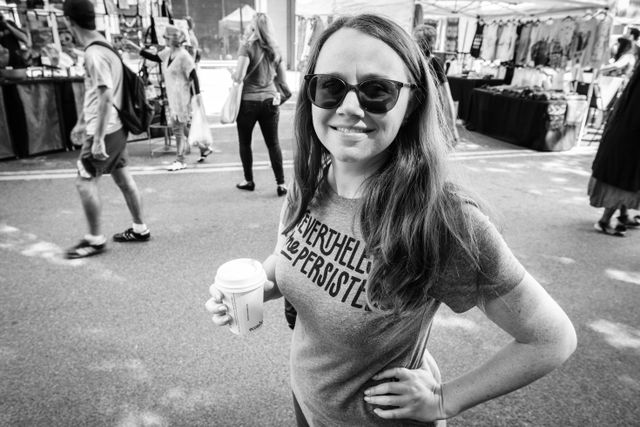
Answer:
[
  {"left": 308, "top": 75, "right": 347, "bottom": 109},
  {"left": 306, "top": 75, "right": 404, "bottom": 113},
  {"left": 359, "top": 80, "right": 400, "bottom": 113}
]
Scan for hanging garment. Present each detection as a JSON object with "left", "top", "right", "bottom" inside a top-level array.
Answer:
[
  {"left": 548, "top": 17, "right": 577, "bottom": 69},
  {"left": 458, "top": 18, "right": 477, "bottom": 54},
  {"left": 480, "top": 21, "right": 499, "bottom": 61},
  {"left": 446, "top": 18, "right": 459, "bottom": 53},
  {"left": 515, "top": 22, "right": 533, "bottom": 65},
  {"left": 470, "top": 22, "right": 485, "bottom": 58},
  {"left": 569, "top": 18, "right": 598, "bottom": 68},
  {"left": 591, "top": 14, "right": 613, "bottom": 68},
  {"left": 495, "top": 21, "right": 518, "bottom": 62}
]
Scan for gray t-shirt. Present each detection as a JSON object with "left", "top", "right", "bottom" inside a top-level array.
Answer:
[
  {"left": 83, "top": 44, "right": 123, "bottom": 136},
  {"left": 238, "top": 42, "right": 278, "bottom": 101},
  {"left": 276, "top": 189, "right": 525, "bottom": 426}
]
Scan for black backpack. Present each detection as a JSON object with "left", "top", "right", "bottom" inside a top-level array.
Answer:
[{"left": 85, "top": 41, "right": 153, "bottom": 135}]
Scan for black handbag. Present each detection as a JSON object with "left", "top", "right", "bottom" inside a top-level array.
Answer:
[{"left": 275, "top": 78, "right": 292, "bottom": 105}]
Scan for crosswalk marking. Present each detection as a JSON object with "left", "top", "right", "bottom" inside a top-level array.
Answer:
[{"left": 0, "top": 147, "right": 597, "bottom": 182}]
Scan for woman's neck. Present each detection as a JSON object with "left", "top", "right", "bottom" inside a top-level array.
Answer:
[{"left": 328, "top": 159, "right": 383, "bottom": 199}]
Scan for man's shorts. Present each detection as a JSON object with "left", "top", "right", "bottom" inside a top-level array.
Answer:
[{"left": 77, "top": 127, "right": 129, "bottom": 179}]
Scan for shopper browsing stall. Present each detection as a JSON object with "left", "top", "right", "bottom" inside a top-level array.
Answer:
[
  {"left": 0, "top": 13, "right": 30, "bottom": 69},
  {"left": 124, "top": 25, "right": 211, "bottom": 170},
  {"left": 600, "top": 37, "right": 637, "bottom": 79}
]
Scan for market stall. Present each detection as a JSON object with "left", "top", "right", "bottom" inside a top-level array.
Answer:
[
  {"left": 0, "top": 76, "right": 82, "bottom": 158},
  {"left": 0, "top": 0, "right": 177, "bottom": 160},
  {"left": 448, "top": 76, "right": 504, "bottom": 121},
  {"left": 466, "top": 86, "right": 588, "bottom": 151},
  {"left": 412, "top": 0, "right": 637, "bottom": 151}
]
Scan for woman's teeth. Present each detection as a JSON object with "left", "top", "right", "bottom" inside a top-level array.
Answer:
[{"left": 336, "top": 127, "right": 366, "bottom": 133}]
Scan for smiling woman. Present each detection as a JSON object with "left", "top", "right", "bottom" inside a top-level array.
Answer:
[{"left": 206, "top": 13, "right": 576, "bottom": 427}]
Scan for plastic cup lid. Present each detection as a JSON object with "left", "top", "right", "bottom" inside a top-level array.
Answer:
[{"left": 214, "top": 258, "right": 266, "bottom": 292}]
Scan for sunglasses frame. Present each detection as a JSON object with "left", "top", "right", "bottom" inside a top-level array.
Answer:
[{"left": 304, "top": 74, "right": 418, "bottom": 113}]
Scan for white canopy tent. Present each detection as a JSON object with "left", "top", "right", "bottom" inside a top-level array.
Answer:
[
  {"left": 218, "top": 4, "right": 257, "bottom": 35},
  {"left": 416, "top": 0, "right": 615, "bottom": 19},
  {"left": 296, "top": 0, "right": 416, "bottom": 32}
]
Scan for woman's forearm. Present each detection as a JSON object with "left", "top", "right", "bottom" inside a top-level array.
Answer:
[
  {"left": 139, "top": 49, "right": 161, "bottom": 63},
  {"left": 443, "top": 315, "right": 576, "bottom": 417}
]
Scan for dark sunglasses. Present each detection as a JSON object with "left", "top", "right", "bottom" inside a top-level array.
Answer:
[{"left": 304, "top": 74, "right": 418, "bottom": 114}]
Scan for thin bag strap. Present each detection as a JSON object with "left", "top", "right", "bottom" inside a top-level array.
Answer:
[
  {"left": 85, "top": 40, "right": 123, "bottom": 63},
  {"left": 85, "top": 41, "right": 125, "bottom": 111},
  {"left": 243, "top": 49, "right": 264, "bottom": 82}
]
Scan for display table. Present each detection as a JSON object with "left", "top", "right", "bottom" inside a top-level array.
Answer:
[
  {"left": 0, "top": 77, "right": 84, "bottom": 160},
  {"left": 466, "top": 88, "right": 587, "bottom": 152},
  {"left": 447, "top": 76, "right": 504, "bottom": 122}
]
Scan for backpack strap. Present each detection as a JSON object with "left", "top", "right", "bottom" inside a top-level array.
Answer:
[
  {"left": 85, "top": 40, "right": 123, "bottom": 61},
  {"left": 85, "top": 40, "right": 125, "bottom": 111}
]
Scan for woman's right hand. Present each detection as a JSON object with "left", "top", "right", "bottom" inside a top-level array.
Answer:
[{"left": 205, "top": 286, "right": 231, "bottom": 327}]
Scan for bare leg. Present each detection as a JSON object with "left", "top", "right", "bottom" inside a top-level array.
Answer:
[
  {"left": 599, "top": 207, "right": 617, "bottom": 225},
  {"left": 111, "top": 166, "right": 144, "bottom": 224},
  {"left": 172, "top": 120, "right": 186, "bottom": 163},
  {"left": 619, "top": 205, "right": 628, "bottom": 218},
  {"left": 75, "top": 176, "right": 102, "bottom": 236}
]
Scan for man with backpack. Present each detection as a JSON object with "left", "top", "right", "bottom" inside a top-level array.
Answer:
[{"left": 63, "top": 0, "right": 151, "bottom": 259}]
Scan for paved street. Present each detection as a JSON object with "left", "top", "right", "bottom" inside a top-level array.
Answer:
[{"left": 1, "top": 103, "right": 639, "bottom": 426}]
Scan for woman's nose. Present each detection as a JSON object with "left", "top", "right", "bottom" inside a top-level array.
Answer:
[{"left": 336, "top": 90, "right": 364, "bottom": 116}]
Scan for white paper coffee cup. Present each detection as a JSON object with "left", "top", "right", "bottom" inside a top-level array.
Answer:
[{"left": 210, "top": 258, "right": 266, "bottom": 335}]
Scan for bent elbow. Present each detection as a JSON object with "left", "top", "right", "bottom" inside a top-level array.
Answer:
[
  {"left": 561, "top": 319, "right": 578, "bottom": 361},
  {"left": 547, "top": 317, "right": 578, "bottom": 368}
]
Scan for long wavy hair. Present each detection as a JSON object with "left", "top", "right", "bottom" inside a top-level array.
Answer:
[
  {"left": 284, "top": 14, "right": 481, "bottom": 317},
  {"left": 614, "top": 37, "right": 632, "bottom": 61},
  {"left": 246, "top": 12, "right": 280, "bottom": 63}
]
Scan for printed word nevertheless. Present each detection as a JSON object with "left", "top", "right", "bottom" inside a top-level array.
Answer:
[{"left": 281, "top": 212, "right": 373, "bottom": 311}]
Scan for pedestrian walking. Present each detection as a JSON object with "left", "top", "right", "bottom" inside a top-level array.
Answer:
[
  {"left": 230, "top": 12, "right": 288, "bottom": 197},
  {"left": 207, "top": 14, "right": 576, "bottom": 426},
  {"left": 124, "top": 25, "right": 211, "bottom": 171},
  {"left": 63, "top": 0, "right": 150, "bottom": 259},
  {"left": 589, "top": 61, "right": 640, "bottom": 236}
]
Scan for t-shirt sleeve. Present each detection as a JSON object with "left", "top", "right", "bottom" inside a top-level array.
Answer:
[
  {"left": 428, "top": 206, "right": 526, "bottom": 313},
  {"left": 85, "top": 48, "right": 114, "bottom": 89},
  {"left": 238, "top": 43, "right": 251, "bottom": 59}
]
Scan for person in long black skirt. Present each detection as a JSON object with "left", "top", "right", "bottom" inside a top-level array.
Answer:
[{"left": 589, "top": 63, "right": 640, "bottom": 236}]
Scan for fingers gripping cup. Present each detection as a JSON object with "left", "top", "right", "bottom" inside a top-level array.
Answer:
[{"left": 211, "top": 259, "right": 266, "bottom": 335}]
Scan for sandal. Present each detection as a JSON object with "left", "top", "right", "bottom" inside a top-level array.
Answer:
[
  {"left": 594, "top": 221, "right": 626, "bottom": 237},
  {"left": 197, "top": 148, "right": 213, "bottom": 163},
  {"left": 618, "top": 215, "right": 640, "bottom": 227},
  {"left": 65, "top": 239, "right": 106, "bottom": 259}
]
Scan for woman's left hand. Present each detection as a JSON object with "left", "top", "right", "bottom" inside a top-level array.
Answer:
[{"left": 364, "top": 367, "right": 446, "bottom": 422}]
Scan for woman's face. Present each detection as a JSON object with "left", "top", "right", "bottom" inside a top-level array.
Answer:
[{"left": 311, "top": 28, "right": 413, "bottom": 170}]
